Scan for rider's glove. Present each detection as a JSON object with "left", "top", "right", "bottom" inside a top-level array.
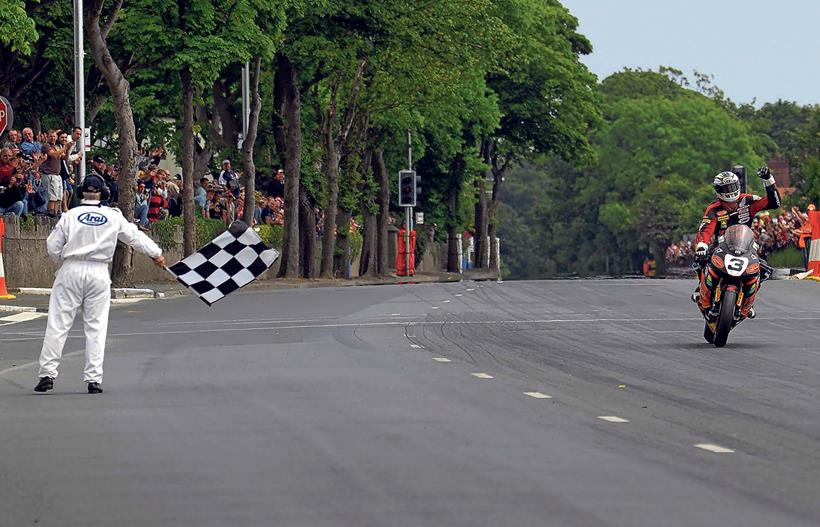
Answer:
[
  {"left": 757, "top": 166, "right": 773, "bottom": 179},
  {"left": 695, "top": 242, "right": 709, "bottom": 260}
]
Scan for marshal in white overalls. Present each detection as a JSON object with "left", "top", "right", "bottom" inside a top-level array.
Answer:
[{"left": 37, "top": 200, "right": 163, "bottom": 386}]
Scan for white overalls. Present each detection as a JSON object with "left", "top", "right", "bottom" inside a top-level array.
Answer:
[{"left": 38, "top": 201, "right": 162, "bottom": 383}]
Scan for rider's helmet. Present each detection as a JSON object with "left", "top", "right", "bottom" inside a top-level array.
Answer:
[{"left": 713, "top": 171, "right": 741, "bottom": 202}]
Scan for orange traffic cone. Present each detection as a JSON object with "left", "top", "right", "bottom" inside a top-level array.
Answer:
[{"left": 0, "top": 218, "right": 16, "bottom": 300}]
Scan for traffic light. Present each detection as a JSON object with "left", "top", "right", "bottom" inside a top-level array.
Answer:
[{"left": 398, "top": 170, "right": 417, "bottom": 207}]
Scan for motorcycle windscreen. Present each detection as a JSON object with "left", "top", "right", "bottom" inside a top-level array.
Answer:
[{"left": 724, "top": 224, "right": 755, "bottom": 254}]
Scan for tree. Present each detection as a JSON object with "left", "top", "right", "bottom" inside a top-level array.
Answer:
[
  {"left": 476, "top": 0, "right": 602, "bottom": 270},
  {"left": 582, "top": 70, "right": 761, "bottom": 275},
  {"left": 241, "top": 57, "right": 262, "bottom": 225},
  {"left": 131, "top": 0, "right": 274, "bottom": 255},
  {"left": 87, "top": 0, "right": 140, "bottom": 286}
]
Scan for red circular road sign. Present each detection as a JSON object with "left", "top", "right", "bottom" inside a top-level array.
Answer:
[{"left": 0, "top": 96, "right": 13, "bottom": 137}]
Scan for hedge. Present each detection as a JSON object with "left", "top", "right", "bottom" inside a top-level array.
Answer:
[{"left": 150, "top": 216, "right": 227, "bottom": 250}]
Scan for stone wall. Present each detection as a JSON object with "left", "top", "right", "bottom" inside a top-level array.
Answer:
[{"left": 2, "top": 216, "right": 61, "bottom": 288}]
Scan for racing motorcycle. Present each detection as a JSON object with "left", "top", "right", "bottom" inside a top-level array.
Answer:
[{"left": 697, "top": 224, "right": 771, "bottom": 348}]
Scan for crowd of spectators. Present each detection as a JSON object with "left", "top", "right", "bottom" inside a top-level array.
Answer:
[
  {"left": 1, "top": 127, "right": 86, "bottom": 217},
  {"left": 666, "top": 207, "right": 814, "bottom": 267},
  {"left": 2, "top": 126, "right": 364, "bottom": 243}
]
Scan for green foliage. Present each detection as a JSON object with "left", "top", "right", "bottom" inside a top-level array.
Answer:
[
  {"left": 348, "top": 229, "right": 363, "bottom": 261},
  {"left": 0, "top": 0, "right": 38, "bottom": 55},
  {"left": 150, "top": 216, "right": 226, "bottom": 250},
  {"left": 500, "top": 68, "right": 764, "bottom": 279},
  {"left": 486, "top": 0, "right": 602, "bottom": 166},
  {"left": 254, "top": 224, "right": 284, "bottom": 249},
  {"left": 767, "top": 246, "right": 803, "bottom": 269}
]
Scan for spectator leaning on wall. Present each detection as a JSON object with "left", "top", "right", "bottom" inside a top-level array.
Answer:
[{"left": 0, "top": 175, "right": 28, "bottom": 217}]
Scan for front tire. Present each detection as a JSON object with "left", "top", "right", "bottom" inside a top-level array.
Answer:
[{"left": 713, "top": 288, "right": 737, "bottom": 348}]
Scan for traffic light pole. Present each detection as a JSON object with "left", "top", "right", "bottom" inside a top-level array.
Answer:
[{"left": 405, "top": 130, "right": 413, "bottom": 270}]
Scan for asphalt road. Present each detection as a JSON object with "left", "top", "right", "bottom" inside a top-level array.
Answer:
[{"left": 1, "top": 278, "right": 819, "bottom": 526}]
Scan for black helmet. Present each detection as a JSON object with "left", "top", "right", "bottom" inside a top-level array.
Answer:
[{"left": 80, "top": 175, "right": 108, "bottom": 197}]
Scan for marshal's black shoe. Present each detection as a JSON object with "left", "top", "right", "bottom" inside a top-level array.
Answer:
[
  {"left": 87, "top": 382, "right": 103, "bottom": 394},
  {"left": 34, "top": 377, "right": 54, "bottom": 392}
]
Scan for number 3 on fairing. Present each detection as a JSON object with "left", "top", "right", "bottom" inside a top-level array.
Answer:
[{"left": 724, "top": 254, "right": 749, "bottom": 276}]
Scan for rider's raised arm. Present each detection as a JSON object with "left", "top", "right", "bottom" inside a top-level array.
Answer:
[{"left": 749, "top": 167, "right": 781, "bottom": 215}]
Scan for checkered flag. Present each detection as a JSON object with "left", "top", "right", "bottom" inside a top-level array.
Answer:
[{"left": 167, "top": 221, "right": 279, "bottom": 306}]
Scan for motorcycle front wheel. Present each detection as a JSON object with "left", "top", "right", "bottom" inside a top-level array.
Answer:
[{"left": 713, "top": 288, "right": 737, "bottom": 348}]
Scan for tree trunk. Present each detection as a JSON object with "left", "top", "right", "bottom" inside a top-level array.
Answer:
[
  {"left": 335, "top": 209, "right": 351, "bottom": 278},
  {"left": 359, "top": 149, "right": 376, "bottom": 277},
  {"left": 180, "top": 66, "right": 197, "bottom": 256},
  {"left": 319, "top": 106, "right": 339, "bottom": 279},
  {"left": 374, "top": 149, "right": 390, "bottom": 276},
  {"left": 86, "top": 0, "right": 138, "bottom": 286},
  {"left": 360, "top": 209, "right": 377, "bottom": 277},
  {"left": 242, "top": 57, "right": 262, "bottom": 225},
  {"left": 275, "top": 53, "right": 300, "bottom": 278},
  {"left": 447, "top": 183, "right": 460, "bottom": 273},
  {"left": 474, "top": 178, "right": 488, "bottom": 269},
  {"left": 298, "top": 186, "right": 317, "bottom": 278},
  {"left": 487, "top": 163, "right": 505, "bottom": 274},
  {"left": 650, "top": 241, "right": 667, "bottom": 277}
]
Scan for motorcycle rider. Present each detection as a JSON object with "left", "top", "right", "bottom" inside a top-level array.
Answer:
[{"left": 694, "top": 166, "right": 781, "bottom": 318}]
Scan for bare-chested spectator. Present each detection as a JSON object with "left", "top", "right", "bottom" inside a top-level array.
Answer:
[{"left": 41, "top": 129, "right": 73, "bottom": 216}]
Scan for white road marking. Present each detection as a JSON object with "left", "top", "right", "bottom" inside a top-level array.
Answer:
[
  {"left": 524, "top": 391, "right": 552, "bottom": 399},
  {"left": 410, "top": 344, "right": 422, "bottom": 349},
  {"left": 432, "top": 357, "right": 451, "bottom": 362},
  {"left": 442, "top": 300, "right": 451, "bottom": 303},
  {"left": 432, "top": 307, "right": 440, "bottom": 310},
  {"left": 695, "top": 443, "right": 734, "bottom": 454},
  {"left": 471, "top": 373, "right": 493, "bottom": 379},
  {"left": 111, "top": 298, "right": 147, "bottom": 305},
  {"left": 465, "top": 288, "right": 475, "bottom": 292},
  {"left": 391, "top": 313, "right": 401, "bottom": 316},
  {"left": 598, "top": 415, "right": 629, "bottom": 423},
  {"left": 0, "top": 312, "right": 46, "bottom": 324},
  {"left": 454, "top": 294, "right": 463, "bottom": 297}
]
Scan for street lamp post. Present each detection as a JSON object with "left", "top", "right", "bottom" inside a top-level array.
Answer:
[
  {"left": 73, "top": 0, "right": 86, "bottom": 182},
  {"left": 240, "top": 62, "right": 250, "bottom": 145}
]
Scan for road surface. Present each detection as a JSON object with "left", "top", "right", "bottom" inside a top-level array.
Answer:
[{"left": 1, "top": 279, "right": 819, "bottom": 526}]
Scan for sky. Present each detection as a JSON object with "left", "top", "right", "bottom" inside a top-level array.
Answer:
[{"left": 560, "top": 0, "right": 820, "bottom": 106}]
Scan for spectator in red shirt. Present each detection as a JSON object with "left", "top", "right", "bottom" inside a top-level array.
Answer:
[
  {"left": 0, "top": 148, "right": 17, "bottom": 186},
  {"left": 147, "top": 187, "right": 167, "bottom": 223}
]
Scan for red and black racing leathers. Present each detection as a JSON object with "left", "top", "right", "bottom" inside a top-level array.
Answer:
[
  {"left": 695, "top": 183, "right": 781, "bottom": 248},
  {"left": 696, "top": 180, "right": 781, "bottom": 316}
]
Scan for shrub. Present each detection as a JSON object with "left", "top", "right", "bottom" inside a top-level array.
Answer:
[
  {"left": 767, "top": 246, "right": 803, "bottom": 269},
  {"left": 150, "top": 216, "right": 227, "bottom": 250},
  {"left": 253, "top": 224, "right": 284, "bottom": 248}
]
